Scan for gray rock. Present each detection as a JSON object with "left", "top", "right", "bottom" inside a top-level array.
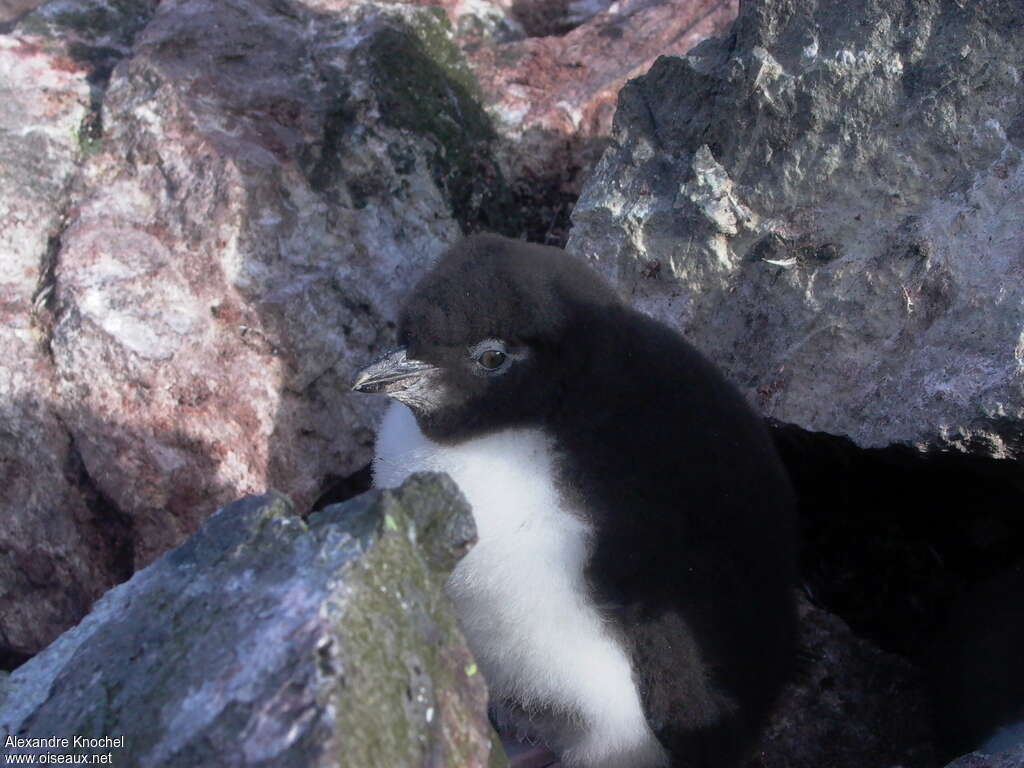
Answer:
[
  {"left": 944, "top": 745, "right": 1024, "bottom": 768},
  {"left": 0, "top": 472, "right": 505, "bottom": 768},
  {"left": 569, "top": 0, "right": 1024, "bottom": 458},
  {"left": 0, "top": 0, "right": 44, "bottom": 25}
]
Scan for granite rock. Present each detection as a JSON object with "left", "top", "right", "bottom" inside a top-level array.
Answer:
[
  {"left": 0, "top": 0, "right": 502, "bottom": 657},
  {"left": 0, "top": 0, "right": 160, "bottom": 664}
]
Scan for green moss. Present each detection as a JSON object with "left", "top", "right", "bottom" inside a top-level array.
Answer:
[
  {"left": 489, "top": 729, "right": 510, "bottom": 768},
  {"left": 77, "top": 112, "right": 103, "bottom": 158},
  {"left": 332, "top": 498, "right": 499, "bottom": 767},
  {"left": 364, "top": 13, "right": 522, "bottom": 235}
]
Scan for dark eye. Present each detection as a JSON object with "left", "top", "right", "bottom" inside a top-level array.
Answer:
[{"left": 478, "top": 349, "right": 507, "bottom": 370}]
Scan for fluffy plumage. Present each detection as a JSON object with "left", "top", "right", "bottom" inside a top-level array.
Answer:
[{"left": 357, "top": 234, "right": 798, "bottom": 768}]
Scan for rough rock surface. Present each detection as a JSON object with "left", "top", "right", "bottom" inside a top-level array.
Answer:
[
  {"left": 0, "top": 473, "right": 504, "bottom": 768},
  {"left": 944, "top": 746, "right": 1024, "bottom": 768},
  {"left": 468, "top": 0, "right": 738, "bottom": 244},
  {"left": 569, "top": 0, "right": 1024, "bottom": 458},
  {"left": 44, "top": 0, "right": 481, "bottom": 564},
  {"left": 0, "top": 0, "right": 499, "bottom": 658},
  {"left": 0, "top": 0, "right": 159, "bottom": 666}
]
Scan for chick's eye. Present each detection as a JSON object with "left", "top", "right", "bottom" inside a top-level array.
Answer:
[{"left": 478, "top": 349, "right": 507, "bottom": 370}]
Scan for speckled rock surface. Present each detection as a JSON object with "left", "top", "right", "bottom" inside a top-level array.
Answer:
[
  {"left": 569, "top": 0, "right": 1024, "bottom": 457},
  {"left": 0, "top": 0, "right": 159, "bottom": 665},
  {"left": 0, "top": 0, "right": 504, "bottom": 657},
  {"left": 44, "top": 0, "right": 480, "bottom": 566},
  {"left": 0, "top": 473, "right": 504, "bottom": 768},
  {"left": 468, "top": 0, "right": 738, "bottom": 245}
]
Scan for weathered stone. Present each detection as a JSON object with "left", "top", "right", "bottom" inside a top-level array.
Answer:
[
  {"left": 569, "top": 0, "right": 1024, "bottom": 458},
  {"left": 943, "top": 746, "right": 1024, "bottom": 768},
  {"left": 468, "top": 0, "right": 738, "bottom": 245},
  {"left": 0, "top": 473, "right": 504, "bottom": 768},
  {"left": 0, "top": 0, "right": 160, "bottom": 663},
  {"left": 43, "top": 0, "right": 476, "bottom": 571},
  {"left": 1, "top": 0, "right": 523, "bottom": 656}
]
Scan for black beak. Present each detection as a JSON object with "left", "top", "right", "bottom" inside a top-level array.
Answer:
[{"left": 351, "top": 347, "right": 438, "bottom": 395}]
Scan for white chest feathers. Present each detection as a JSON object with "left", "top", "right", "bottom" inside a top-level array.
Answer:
[{"left": 372, "top": 402, "right": 667, "bottom": 768}]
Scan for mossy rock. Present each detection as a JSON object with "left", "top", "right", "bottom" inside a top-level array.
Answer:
[
  {"left": 0, "top": 475, "right": 505, "bottom": 767},
  {"left": 360, "top": 10, "right": 523, "bottom": 236}
]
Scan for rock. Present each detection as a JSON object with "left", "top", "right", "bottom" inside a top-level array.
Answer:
[
  {"left": 45, "top": 0, "right": 492, "bottom": 568},
  {"left": 0, "top": 473, "right": 505, "bottom": 768},
  {"left": 569, "top": 0, "right": 1024, "bottom": 458},
  {"left": 436, "top": 0, "right": 525, "bottom": 46},
  {"left": 468, "top": 0, "right": 738, "bottom": 245},
  {"left": 0, "top": 0, "right": 44, "bottom": 25},
  {"left": 1, "top": 0, "right": 517, "bottom": 657},
  {"left": 0, "top": 0, "right": 160, "bottom": 664},
  {"left": 749, "top": 598, "right": 936, "bottom": 768},
  {"left": 943, "top": 746, "right": 1024, "bottom": 768}
]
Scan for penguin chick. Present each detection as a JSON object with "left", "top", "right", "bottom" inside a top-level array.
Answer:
[{"left": 353, "top": 234, "right": 798, "bottom": 768}]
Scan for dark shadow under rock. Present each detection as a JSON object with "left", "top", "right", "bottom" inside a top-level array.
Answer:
[
  {"left": 772, "top": 423, "right": 1024, "bottom": 658},
  {"left": 750, "top": 598, "right": 936, "bottom": 768}
]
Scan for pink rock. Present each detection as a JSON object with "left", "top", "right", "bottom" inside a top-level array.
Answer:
[
  {"left": 0, "top": 29, "right": 125, "bottom": 660},
  {"left": 47, "top": 0, "right": 460, "bottom": 568},
  {"left": 2, "top": 0, "right": 462, "bottom": 656},
  {"left": 469, "top": 0, "right": 738, "bottom": 204}
]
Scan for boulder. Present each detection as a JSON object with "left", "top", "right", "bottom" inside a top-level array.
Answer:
[
  {"left": 0, "top": 473, "right": 504, "bottom": 768},
  {"left": 44, "top": 0, "right": 477, "bottom": 568},
  {"left": 0, "top": 0, "right": 503, "bottom": 657},
  {"left": 569, "top": 0, "right": 1024, "bottom": 458}
]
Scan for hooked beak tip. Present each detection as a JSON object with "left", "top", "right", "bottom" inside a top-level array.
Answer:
[{"left": 350, "top": 370, "right": 376, "bottom": 393}]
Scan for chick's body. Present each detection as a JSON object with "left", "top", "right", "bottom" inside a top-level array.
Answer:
[{"left": 359, "top": 234, "right": 798, "bottom": 768}]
